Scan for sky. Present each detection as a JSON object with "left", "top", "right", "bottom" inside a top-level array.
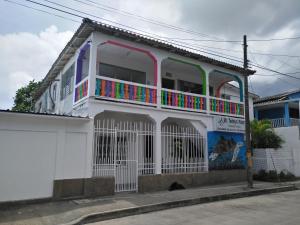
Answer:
[{"left": 1, "top": 0, "right": 300, "bottom": 109}]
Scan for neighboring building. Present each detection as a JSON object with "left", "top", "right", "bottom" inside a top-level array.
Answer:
[
  {"left": 253, "top": 90, "right": 300, "bottom": 177},
  {"left": 0, "top": 18, "right": 257, "bottom": 202},
  {"left": 254, "top": 89, "right": 300, "bottom": 127}
]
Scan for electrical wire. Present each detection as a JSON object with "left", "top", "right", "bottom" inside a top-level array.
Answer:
[{"left": 3, "top": 0, "right": 81, "bottom": 23}]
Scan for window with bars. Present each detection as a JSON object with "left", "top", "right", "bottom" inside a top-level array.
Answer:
[{"left": 60, "top": 64, "right": 75, "bottom": 100}]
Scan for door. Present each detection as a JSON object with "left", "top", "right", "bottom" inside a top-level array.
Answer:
[{"left": 115, "top": 130, "right": 138, "bottom": 192}]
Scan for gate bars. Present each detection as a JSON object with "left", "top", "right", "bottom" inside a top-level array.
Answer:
[
  {"left": 93, "top": 119, "right": 208, "bottom": 191},
  {"left": 161, "top": 125, "right": 208, "bottom": 173}
]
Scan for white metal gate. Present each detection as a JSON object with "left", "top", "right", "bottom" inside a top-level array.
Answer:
[
  {"left": 161, "top": 125, "right": 208, "bottom": 173},
  {"left": 93, "top": 120, "right": 154, "bottom": 192}
]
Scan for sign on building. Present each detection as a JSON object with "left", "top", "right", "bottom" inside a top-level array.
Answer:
[{"left": 213, "top": 116, "right": 245, "bottom": 133}]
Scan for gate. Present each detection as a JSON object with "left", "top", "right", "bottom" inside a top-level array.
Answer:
[{"left": 93, "top": 120, "right": 155, "bottom": 192}]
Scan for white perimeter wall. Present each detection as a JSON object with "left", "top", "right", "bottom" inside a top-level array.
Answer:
[
  {"left": 0, "top": 112, "right": 93, "bottom": 202},
  {"left": 253, "top": 126, "right": 300, "bottom": 177}
]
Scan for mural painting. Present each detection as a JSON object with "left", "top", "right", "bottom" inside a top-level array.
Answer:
[{"left": 207, "top": 131, "right": 246, "bottom": 170}]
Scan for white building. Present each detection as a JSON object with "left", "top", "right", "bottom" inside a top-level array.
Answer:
[{"left": 0, "top": 18, "right": 257, "bottom": 203}]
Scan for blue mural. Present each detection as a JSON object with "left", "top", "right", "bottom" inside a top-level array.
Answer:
[{"left": 207, "top": 131, "right": 246, "bottom": 170}]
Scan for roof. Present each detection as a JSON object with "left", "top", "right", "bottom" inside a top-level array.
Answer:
[
  {"left": 254, "top": 88, "right": 300, "bottom": 105},
  {"left": 0, "top": 109, "right": 89, "bottom": 119},
  {"left": 35, "top": 18, "right": 256, "bottom": 100},
  {"left": 224, "top": 83, "right": 259, "bottom": 99}
]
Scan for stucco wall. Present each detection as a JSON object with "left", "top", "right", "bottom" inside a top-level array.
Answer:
[{"left": 0, "top": 112, "right": 93, "bottom": 202}]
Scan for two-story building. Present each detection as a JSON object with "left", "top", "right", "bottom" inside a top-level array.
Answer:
[{"left": 34, "top": 18, "right": 256, "bottom": 195}]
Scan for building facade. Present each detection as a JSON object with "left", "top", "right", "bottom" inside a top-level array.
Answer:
[
  {"left": 33, "top": 18, "right": 255, "bottom": 196},
  {"left": 254, "top": 89, "right": 300, "bottom": 128}
]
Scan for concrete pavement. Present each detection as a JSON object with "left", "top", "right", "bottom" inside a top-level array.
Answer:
[
  {"left": 0, "top": 181, "right": 297, "bottom": 225},
  {"left": 89, "top": 190, "right": 300, "bottom": 225}
]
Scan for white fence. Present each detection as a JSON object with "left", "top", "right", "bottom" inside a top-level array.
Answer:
[
  {"left": 270, "top": 118, "right": 300, "bottom": 128},
  {"left": 161, "top": 125, "right": 208, "bottom": 174}
]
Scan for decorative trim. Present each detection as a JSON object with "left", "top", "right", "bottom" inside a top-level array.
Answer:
[
  {"left": 76, "top": 42, "right": 90, "bottom": 84},
  {"left": 167, "top": 57, "right": 207, "bottom": 95},
  {"left": 102, "top": 40, "right": 158, "bottom": 85},
  {"left": 211, "top": 70, "right": 244, "bottom": 102}
]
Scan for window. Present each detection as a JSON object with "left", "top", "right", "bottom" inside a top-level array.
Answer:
[
  {"left": 221, "top": 93, "right": 231, "bottom": 100},
  {"left": 53, "top": 84, "right": 57, "bottom": 101},
  {"left": 99, "top": 63, "right": 146, "bottom": 84},
  {"left": 60, "top": 64, "right": 75, "bottom": 100},
  {"left": 162, "top": 78, "right": 175, "bottom": 89},
  {"left": 178, "top": 80, "right": 202, "bottom": 94}
]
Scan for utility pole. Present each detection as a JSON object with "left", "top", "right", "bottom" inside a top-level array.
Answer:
[{"left": 243, "top": 35, "right": 253, "bottom": 188}]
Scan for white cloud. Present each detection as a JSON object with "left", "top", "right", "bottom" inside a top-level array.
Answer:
[{"left": 0, "top": 26, "right": 73, "bottom": 109}]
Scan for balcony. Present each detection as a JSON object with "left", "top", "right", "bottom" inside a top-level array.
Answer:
[
  {"left": 95, "top": 75, "right": 157, "bottom": 106},
  {"left": 270, "top": 118, "right": 300, "bottom": 128},
  {"left": 94, "top": 76, "right": 245, "bottom": 117},
  {"left": 77, "top": 40, "right": 245, "bottom": 118},
  {"left": 209, "top": 97, "right": 244, "bottom": 117},
  {"left": 161, "top": 88, "right": 206, "bottom": 112}
]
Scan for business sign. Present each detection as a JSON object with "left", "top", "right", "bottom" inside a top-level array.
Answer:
[{"left": 213, "top": 116, "right": 245, "bottom": 133}]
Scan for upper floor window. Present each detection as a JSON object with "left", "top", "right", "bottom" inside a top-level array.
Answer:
[
  {"left": 61, "top": 64, "right": 75, "bottom": 100},
  {"left": 99, "top": 63, "right": 146, "bottom": 84},
  {"left": 178, "top": 80, "right": 202, "bottom": 94},
  {"left": 52, "top": 84, "right": 57, "bottom": 102}
]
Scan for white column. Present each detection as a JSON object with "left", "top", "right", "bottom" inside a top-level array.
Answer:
[
  {"left": 88, "top": 33, "right": 97, "bottom": 97},
  {"left": 206, "top": 70, "right": 210, "bottom": 114},
  {"left": 155, "top": 117, "right": 162, "bottom": 174},
  {"left": 156, "top": 58, "right": 162, "bottom": 109}
]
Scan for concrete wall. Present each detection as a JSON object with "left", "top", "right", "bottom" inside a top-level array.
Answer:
[
  {"left": 253, "top": 126, "right": 300, "bottom": 177},
  {"left": 0, "top": 112, "right": 93, "bottom": 202},
  {"left": 138, "top": 170, "right": 246, "bottom": 193}
]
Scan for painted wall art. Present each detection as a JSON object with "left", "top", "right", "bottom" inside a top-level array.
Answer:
[{"left": 207, "top": 131, "right": 246, "bottom": 170}]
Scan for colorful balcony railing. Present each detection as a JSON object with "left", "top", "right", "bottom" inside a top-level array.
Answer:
[
  {"left": 95, "top": 75, "right": 157, "bottom": 105},
  {"left": 161, "top": 88, "right": 206, "bottom": 112},
  {"left": 209, "top": 97, "right": 244, "bottom": 116},
  {"left": 74, "top": 79, "right": 88, "bottom": 102}
]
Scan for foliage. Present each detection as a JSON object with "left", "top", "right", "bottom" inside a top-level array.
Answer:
[
  {"left": 12, "top": 80, "right": 41, "bottom": 112},
  {"left": 250, "top": 119, "right": 284, "bottom": 149},
  {"left": 253, "top": 169, "right": 296, "bottom": 182}
]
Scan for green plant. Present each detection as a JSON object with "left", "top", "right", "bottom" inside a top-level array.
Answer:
[
  {"left": 254, "top": 169, "right": 296, "bottom": 182},
  {"left": 250, "top": 119, "right": 284, "bottom": 149}
]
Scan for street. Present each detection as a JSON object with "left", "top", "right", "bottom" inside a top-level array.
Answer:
[{"left": 89, "top": 190, "right": 300, "bottom": 225}]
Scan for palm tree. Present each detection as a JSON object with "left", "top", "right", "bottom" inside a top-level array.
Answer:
[{"left": 250, "top": 119, "right": 283, "bottom": 149}]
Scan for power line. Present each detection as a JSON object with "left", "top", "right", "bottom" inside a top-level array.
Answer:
[
  {"left": 248, "top": 36, "right": 300, "bottom": 42},
  {"left": 21, "top": 0, "right": 246, "bottom": 65},
  {"left": 4, "top": 0, "right": 81, "bottom": 23},
  {"left": 71, "top": 0, "right": 223, "bottom": 40},
  {"left": 250, "top": 62, "right": 300, "bottom": 80}
]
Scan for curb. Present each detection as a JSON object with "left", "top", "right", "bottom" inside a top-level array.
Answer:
[{"left": 62, "top": 185, "right": 297, "bottom": 225}]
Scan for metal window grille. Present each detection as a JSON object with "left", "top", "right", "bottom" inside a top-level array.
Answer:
[{"left": 161, "top": 125, "right": 207, "bottom": 174}]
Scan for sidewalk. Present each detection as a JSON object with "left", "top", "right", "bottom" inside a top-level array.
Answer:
[{"left": 0, "top": 181, "right": 297, "bottom": 225}]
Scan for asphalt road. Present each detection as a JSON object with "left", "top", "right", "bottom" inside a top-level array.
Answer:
[{"left": 88, "top": 190, "right": 300, "bottom": 225}]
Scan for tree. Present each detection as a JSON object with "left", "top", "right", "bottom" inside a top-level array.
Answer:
[
  {"left": 12, "top": 80, "right": 41, "bottom": 112},
  {"left": 250, "top": 119, "right": 284, "bottom": 149}
]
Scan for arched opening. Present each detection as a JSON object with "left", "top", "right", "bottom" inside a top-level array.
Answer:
[
  {"left": 93, "top": 111, "right": 155, "bottom": 192},
  {"left": 161, "top": 57, "right": 206, "bottom": 95},
  {"left": 94, "top": 40, "right": 158, "bottom": 106},
  {"left": 160, "top": 57, "right": 207, "bottom": 112},
  {"left": 161, "top": 117, "right": 208, "bottom": 174},
  {"left": 209, "top": 70, "right": 243, "bottom": 102}
]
